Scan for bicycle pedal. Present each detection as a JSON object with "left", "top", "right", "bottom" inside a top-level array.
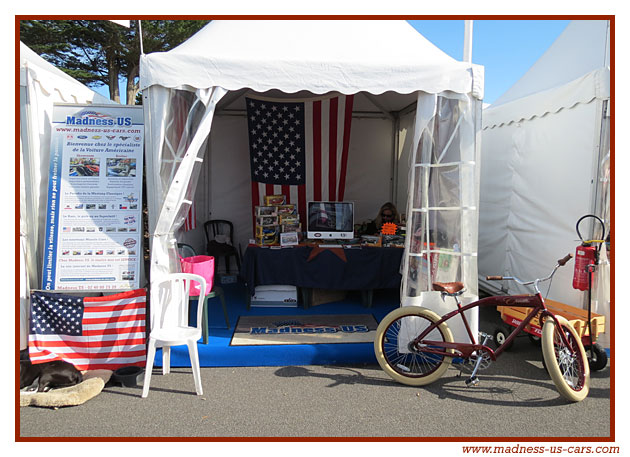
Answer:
[
  {"left": 465, "top": 376, "right": 480, "bottom": 387},
  {"left": 478, "top": 332, "right": 493, "bottom": 342}
]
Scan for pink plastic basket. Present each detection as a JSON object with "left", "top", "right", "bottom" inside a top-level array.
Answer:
[{"left": 180, "top": 255, "right": 215, "bottom": 296}]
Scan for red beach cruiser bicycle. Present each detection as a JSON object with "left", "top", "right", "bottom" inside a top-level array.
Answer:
[{"left": 374, "top": 254, "right": 590, "bottom": 402}]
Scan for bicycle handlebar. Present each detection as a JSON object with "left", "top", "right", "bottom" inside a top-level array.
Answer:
[
  {"left": 557, "top": 253, "right": 573, "bottom": 266},
  {"left": 486, "top": 253, "right": 573, "bottom": 288}
]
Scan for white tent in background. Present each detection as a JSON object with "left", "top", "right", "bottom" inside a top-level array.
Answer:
[
  {"left": 19, "top": 42, "right": 116, "bottom": 349},
  {"left": 140, "top": 20, "right": 484, "bottom": 341},
  {"left": 478, "top": 20, "right": 611, "bottom": 345}
]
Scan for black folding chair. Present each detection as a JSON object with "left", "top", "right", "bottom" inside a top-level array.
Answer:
[{"left": 203, "top": 219, "right": 241, "bottom": 274}]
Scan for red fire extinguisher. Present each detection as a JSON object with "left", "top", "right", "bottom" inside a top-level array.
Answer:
[
  {"left": 572, "top": 215, "right": 605, "bottom": 291},
  {"left": 573, "top": 244, "right": 597, "bottom": 291}
]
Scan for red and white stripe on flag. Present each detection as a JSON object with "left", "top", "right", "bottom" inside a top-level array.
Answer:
[
  {"left": 171, "top": 92, "right": 198, "bottom": 232},
  {"left": 29, "top": 289, "right": 147, "bottom": 371},
  {"left": 184, "top": 202, "right": 197, "bottom": 231},
  {"left": 249, "top": 94, "right": 354, "bottom": 230}
]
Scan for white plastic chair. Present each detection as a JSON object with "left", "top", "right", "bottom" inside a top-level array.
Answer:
[{"left": 142, "top": 273, "right": 206, "bottom": 398}]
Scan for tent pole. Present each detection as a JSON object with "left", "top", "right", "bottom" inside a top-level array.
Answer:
[
  {"left": 215, "top": 89, "right": 246, "bottom": 114},
  {"left": 363, "top": 93, "right": 394, "bottom": 120},
  {"left": 463, "top": 20, "right": 473, "bottom": 62},
  {"left": 392, "top": 114, "right": 400, "bottom": 206},
  {"left": 138, "top": 20, "right": 144, "bottom": 55}
]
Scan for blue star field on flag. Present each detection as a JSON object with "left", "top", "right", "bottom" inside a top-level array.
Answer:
[
  {"left": 29, "top": 292, "right": 84, "bottom": 336},
  {"left": 246, "top": 98, "right": 306, "bottom": 186}
]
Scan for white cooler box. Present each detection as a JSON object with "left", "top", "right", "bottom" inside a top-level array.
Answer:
[{"left": 251, "top": 285, "right": 298, "bottom": 307}]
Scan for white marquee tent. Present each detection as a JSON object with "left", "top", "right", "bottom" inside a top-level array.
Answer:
[
  {"left": 478, "top": 20, "right": 611, "bottom": 345},
  {"left": 19, "top": 42, "right": 117, "bottom": 349},
  {"left": 139, "top": 20, "right": 484, "bottom": 340}
]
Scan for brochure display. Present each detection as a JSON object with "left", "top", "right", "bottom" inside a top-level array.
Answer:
[{"left": 41, "top": 104, "right": 144, "bottom": 291}]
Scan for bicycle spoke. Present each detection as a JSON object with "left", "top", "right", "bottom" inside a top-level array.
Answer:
[
  {"left": 541, "top": 316, "right": 589, "bottom": 402},
  {"left": 381, "top": 314, "right": 446, "bottom": 377},
  {"left": 554, "top": 328, "right": 584, "bottom": 391}
]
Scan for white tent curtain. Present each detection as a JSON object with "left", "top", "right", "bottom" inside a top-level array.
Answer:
[
  {"left": 20, "top": 42, "right": 116, "bottom": 348},
  {"left": 401, "top": 92, "right": 481, "bottom": 341},
  {"left": 20, "top": 42, "right": 116, "bottom": 288},
  {"left": 20, "top": 140, "right": 30, "bottom": 350},
  {"left": 20, "top": 82, "right": 40, "bottom": 293},
  {"left": 478, "top": 78, "right": 609, "bottom": 307},
  {"left": 593, "top": 152, "right": 610, "bottom": 348},
  {"left": 143, "top": 86, "right": 226, "bottom": 290}
]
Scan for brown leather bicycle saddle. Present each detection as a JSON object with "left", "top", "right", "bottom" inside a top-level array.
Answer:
[{"left": 432, "top": 282, "right": 465, "bottom": 295}]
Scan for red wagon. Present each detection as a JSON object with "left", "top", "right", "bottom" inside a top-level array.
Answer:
[{"left": 495, "top": 298, "right": 607, "bottom": 370}]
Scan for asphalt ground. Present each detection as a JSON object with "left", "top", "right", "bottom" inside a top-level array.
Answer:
[{"left": 18, "top": 308, "right": 612, "bottom": 440}]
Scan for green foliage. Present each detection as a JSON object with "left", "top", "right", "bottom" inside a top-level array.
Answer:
[{"left": 20, "top": 20, "right": 209, "bottom": 104}]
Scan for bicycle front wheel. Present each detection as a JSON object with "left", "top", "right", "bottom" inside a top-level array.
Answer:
[
  {"left": 541, "top": 315, "right": 590, "bottom": 402},
  {"left": 374, "top": 306, "right": 454, "bottom": 386}
]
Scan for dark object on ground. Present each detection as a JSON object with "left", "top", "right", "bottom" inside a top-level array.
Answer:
[{"left": 20, "top": 349, "right": 83, "bottom": 392}]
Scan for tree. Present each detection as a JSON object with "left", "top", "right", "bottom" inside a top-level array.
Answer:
[{"left": 20, "top": 20, "right": 209, "bottom": 104}]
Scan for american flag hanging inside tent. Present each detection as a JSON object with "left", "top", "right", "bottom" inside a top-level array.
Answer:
[
  {"left": 246, "top": 95, "right": 354, "bottom": 228},
  {"left": 28, "top": 289, "right": 147, "bottom": 371}
]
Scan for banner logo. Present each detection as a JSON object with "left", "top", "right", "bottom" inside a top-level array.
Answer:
[{"left": 65, "top": 109, "right": 132, "bottom": 127}]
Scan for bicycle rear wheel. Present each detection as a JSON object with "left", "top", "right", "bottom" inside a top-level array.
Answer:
[
  {"left": 541, "top": 316, "right": 590, "bottom": 402},
  {"left": 374, "top": 306, "right": 454, "bottom": 386}
]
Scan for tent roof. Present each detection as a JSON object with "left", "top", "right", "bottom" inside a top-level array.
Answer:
[
  {"left": 490, "top": 20, "right": 609, "bottom": 108},
  {"left": 20, "top": 41, "right": 115, "bottom": 105},
  {"left": 140, "top": 20, "right": 483, "bottom": 104},
  {"left": 483, "top": 20, "right": 609, "bottom": 127}
]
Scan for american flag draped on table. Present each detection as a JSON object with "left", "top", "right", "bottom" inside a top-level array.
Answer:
[
  {"left": 29, "top": 289, "right": 146, "bottom": 371},
  {"left": 246, "top": 95, "right": 354, "bottom": 228}
]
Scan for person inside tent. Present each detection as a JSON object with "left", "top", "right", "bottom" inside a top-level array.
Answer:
[{"left": 365, "top": 202, "right": 400, "bottom": 235}]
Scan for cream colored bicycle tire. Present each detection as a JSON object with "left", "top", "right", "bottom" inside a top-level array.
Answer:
[
  {"left": 374, "top": 306, "right": 454, "bottom": 386},
  {"left": 542, "top": 316, "right": 590, "bottom": 402}
]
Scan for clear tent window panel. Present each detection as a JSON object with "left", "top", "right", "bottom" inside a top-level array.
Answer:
[
  {"left": 152, "top": 89, "right": 210, "bottom": 272},
  {"left": 402, "top": 92, "right": 481, "bottom": 338},
  {"left": 158, "top": 89, "right": 208, "bottom": 221},
  {"left": 144, "top": 86, "right": 226, "bottom": 279}
]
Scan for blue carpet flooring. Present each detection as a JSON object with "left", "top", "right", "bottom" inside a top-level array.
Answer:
[{"left": 155, "top": 282, "right": 400, "bottom": 367}]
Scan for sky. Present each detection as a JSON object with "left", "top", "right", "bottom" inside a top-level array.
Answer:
[
  {"left": 408, "top": 19, "right": 571, "bottom": 105},
  {"left": 93, "top": 19, "right": 571, "bottom": 106}
]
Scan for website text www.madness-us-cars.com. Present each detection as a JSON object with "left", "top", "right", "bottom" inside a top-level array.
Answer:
[{"left": 462, "top": 444, "right": 620, "bottom": 455}]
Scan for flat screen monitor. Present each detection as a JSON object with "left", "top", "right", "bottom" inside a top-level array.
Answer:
[{"left": 307, "top": 201, "right": 354, "bottom": 240}]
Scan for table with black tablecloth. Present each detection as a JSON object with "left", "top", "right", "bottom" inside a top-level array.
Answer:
[{"left": 240, "top": 245, "right": 403, "bottom": 307}]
